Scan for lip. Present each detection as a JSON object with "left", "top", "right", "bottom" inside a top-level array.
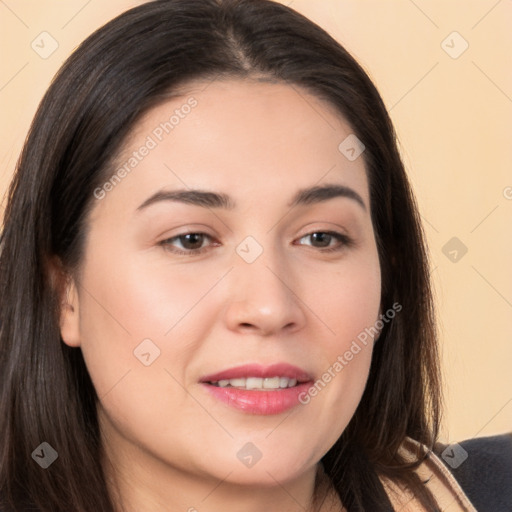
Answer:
[
  {"left": 200, "top": 363, "right": 314, "bottom": 415},
  {"left": 200, "top": 363, "right": 313, "bottom": 383}
]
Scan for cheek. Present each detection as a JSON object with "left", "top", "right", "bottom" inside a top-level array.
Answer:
[
  {"left": 73, "top": 256, "right": 172, "bottom": 386},
  {"left": 76, "top": 246, "right": 226, "bottom": 399},
  {"left": 79, "top": 249, "right": 210, "bottom": 338},
  {"left": 294, "top": 253, "right": 380, "bottom": 443},
  {"left": 76, "top": 254, "right": 204, "bottom": 448},
  {"left": 308, "top": 253, "right": 381, "bottom": 349}
]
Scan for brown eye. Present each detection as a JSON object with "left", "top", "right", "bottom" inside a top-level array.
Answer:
[
  {"left": 309, "top": 232, "right": 333, "bottom": 247},
  {"left": 297, "top": 231, "right": 352, "bottom": 252},
  {"left": 176, "top": 233, "right": 207, "bottom": 250},
  {"left": 160, "top": 232, "right": 215, "bottom": 255}
]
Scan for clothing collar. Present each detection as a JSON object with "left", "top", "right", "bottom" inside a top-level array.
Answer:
[{"left": 379, "top": 437, "right": 478, "bottom": 511}]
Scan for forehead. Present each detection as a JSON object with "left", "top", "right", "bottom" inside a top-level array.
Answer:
[{"left": 93, "top": 78, "right": 370, "bottom": 217}]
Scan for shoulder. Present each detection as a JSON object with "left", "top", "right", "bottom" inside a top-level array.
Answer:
[{"left": 434, "top": 432, "right": 512, "bottom": 512}]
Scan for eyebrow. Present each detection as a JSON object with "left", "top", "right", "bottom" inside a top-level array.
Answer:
[
  {"left": 289, "top": 184, "right": 366, "bottom": 211},
  {"left": 136, "top": 189, "right": 235, "bottom": 211},
  {"left": 136, "top": 183, "right": 366, "bottom": 212}
]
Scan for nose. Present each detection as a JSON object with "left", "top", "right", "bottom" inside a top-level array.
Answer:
[{"left": 223, "top": 249, "right": 307, "bottom": 337}]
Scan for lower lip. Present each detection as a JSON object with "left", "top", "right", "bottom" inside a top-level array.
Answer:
[{"left": 201, "top": 382, "right": 312, "bottom": 415}]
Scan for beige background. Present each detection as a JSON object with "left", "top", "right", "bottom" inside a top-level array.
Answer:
[{"left": 1, "top": 0, "right": 511, "bottom": 444}]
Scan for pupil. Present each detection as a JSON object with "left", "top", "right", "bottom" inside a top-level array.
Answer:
[
  {"left": 312, "top": 232, "right": 331, "bottom": 247},
  {"left": 181, "top": 233, "right": 203, "bottom": 249}
]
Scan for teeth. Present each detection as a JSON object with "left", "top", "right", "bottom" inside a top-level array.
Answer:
[
  {"left": 211, "top": 376, "right": 299, "bottom": 390},
  {"left": 263, "top": 377, "right": 280, "bottom": 389},
  {"left": 245, "top": 377, "right": 263, "bottom": 389}
]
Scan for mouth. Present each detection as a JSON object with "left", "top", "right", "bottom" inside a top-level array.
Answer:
[{"left": 200, "top": 363, "right": 314, "bottom": 415}]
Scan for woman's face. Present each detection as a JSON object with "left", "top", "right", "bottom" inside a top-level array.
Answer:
[{"left": 60, "top": 79, "right": 381, "bottom": 490}]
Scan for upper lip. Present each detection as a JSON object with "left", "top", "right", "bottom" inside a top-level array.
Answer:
[{"left": 200, "top": 363, "right": 313, "bottom": 383}]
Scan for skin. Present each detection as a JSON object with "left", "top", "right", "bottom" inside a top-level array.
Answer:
[{"left": 59, "top": 79, "right": 382, "bottom": 512}]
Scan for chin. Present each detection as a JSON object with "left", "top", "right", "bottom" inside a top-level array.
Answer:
[{"left": 198, "top": 447, "right": 317, "bottom": 487}]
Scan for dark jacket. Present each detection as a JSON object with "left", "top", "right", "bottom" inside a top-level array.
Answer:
[{"left": 435, "top": 432, "right": 512, "bottom": 512}]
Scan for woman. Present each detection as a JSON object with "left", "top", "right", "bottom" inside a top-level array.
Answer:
[{"left": 0, "top": 1, "right": 508, "bottom": 510}]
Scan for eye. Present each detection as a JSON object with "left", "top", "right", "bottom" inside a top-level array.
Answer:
[
  {"left": 159, "top": 232, "right": 217, "bottom": 255},
  {"left": 296, "top": 231, "right": 352, "bottom": 252}
]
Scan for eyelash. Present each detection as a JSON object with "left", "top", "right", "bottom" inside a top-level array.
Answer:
[{"left": 159, "top": 231, "right": 353, "bottom": 256}]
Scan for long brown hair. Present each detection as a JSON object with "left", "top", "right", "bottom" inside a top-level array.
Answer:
[{"left": 0, "top": 1, "right": 441, "bottom": 510}]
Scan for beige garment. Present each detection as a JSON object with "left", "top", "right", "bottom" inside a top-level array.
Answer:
[{"left": 379, "top": 437, "right": 478, "bottom": 511}]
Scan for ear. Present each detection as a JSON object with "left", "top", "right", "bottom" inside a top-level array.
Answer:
[
  {"left": 59, "top": 274, "right": 81, "bottom": 347},
  {"left": 49, "top": 257, "right": 81, "bottom": 348}
]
